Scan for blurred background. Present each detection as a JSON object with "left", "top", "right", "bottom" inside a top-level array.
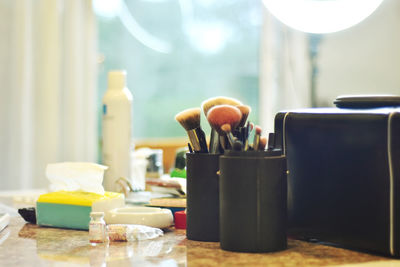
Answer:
[{"left": 0, "top": 0, "right": 399, "bottom": 189}]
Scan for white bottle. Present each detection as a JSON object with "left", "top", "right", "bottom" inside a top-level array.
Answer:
[{"left": 102, "top": 70, "right": 133, "bottom": 192}]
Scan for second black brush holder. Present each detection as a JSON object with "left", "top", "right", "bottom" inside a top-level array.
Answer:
[
  {"left": 186, "top": 153, "right": 220, "bottom": 241},
  {"left": 219, "top": 150, "right": 287, "bottom": 252}
]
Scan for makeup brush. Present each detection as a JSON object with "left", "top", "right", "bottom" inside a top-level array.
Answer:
[
  {"left": 222, "top": 124, "right": 244, "bottom": 151},
  {"left": 259, "top": 136, "right": 267, "bottom": 151},
  {"left": 175, "top": 108, "right": 208, "bottom": 153},
  {"left": 202, "top": 96, "right": 243, "bottom": 116},
  {"left": 187, "top": 143, "right": 193, "bottom": 153},
  {"left": 252, "top": 125, "right": 262, "bottom": 151},
  {"left": 221, "top": 124, "right": 237, "bottom": 148},
  {"left": 206, "top": 105, "right": 242, "bottom": 150},
  {"left": 201, "top": 96, "right": 242, "bottom": 153},
  {"left": 207, "top": 105, "right": 242, "bottom": 134},
  {"left": 243, "top": 121, "right": 251, "bottom": 151},
  {"left": 232, "top": 140, "right": 243, "bottom": 151},
  {"left": 249, "top": 122, "right": 254, "bottom": 132},
  {"left": 236, "top": 105, "right": 251, "bottom": 128}
]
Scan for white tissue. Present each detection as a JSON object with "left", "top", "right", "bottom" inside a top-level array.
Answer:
[{"left": 46, "top": 162, "right": 108, "bottom": 195}]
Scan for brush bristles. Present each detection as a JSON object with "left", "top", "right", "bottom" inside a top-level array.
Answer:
[
  {"left": 259, "top": 136, "right": 267, "bottom": 151},
  {"left": 253, "top": 125, "right": 262, "bottom": 150},
  {"left": 206, "top": 105, "right": 242, "bottom": 135},
  {"left": 255, "top": 125, "right": 262, "bottom": 135},
  {"left": 201, "top": 96, "right": 243, "bottom": 116},
  {"left": 221, "top": 124, "right": 231, "bottom": 134},
  {"left": 249, "top": 123, "right": 254, "bottom": 131},
  {"left": 175, "top": 108, "right": 201, "bottom": 131},
  {"left": 236, "top": 105, "right": 251, "bottom": 127}
]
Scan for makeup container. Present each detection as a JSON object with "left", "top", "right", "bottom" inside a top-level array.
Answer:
[
  {"left": 186, "top": 153, "right": 220, "bottom": 242},
  {"left": 273, "top": 95, "right": 400, "bottom": 257},
  {"left": 219, "top": 150, "right": 287, "bottom": 252}
]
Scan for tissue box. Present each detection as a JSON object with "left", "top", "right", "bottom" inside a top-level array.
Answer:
[{"left": 36, "top": 191, "right": 124, "bottom": 230}]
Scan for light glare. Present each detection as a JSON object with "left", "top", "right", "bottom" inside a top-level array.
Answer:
[
  {"left": 185, "top": 22, "right": 233, "bottom": 53},
  {"left": 262, "top": 0, "right": 384, "bottom": 34},
  {"left": 93, "top": 0, "right": 122, "bottom": 18}
]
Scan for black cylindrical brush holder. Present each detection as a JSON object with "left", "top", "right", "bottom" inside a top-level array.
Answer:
[
  {"left": 219, "top": 150, "right": 287, "bottom": 252},
  {"left": 186, "top": 153, "right": 220, "bottom": 242}
]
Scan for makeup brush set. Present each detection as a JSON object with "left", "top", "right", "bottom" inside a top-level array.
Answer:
[
  {"left": 174, "top": 94, "right": 400, "bottom": 256},
  {"left": 175, "top": 96, "right": 268, "bottom": 154},
  {"left": 175, "top": 96, "right": 287, "bottom": 253}
]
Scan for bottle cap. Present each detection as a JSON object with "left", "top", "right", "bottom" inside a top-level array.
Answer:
[
  {"left": 108, "top": 70, "right": 126, "bottom": 89},
  {"left": 174, "top": 210, "right": 186, "bottom": 229},
  {"left": 90, "top": 211, "right": 105, "bottom": 217}
]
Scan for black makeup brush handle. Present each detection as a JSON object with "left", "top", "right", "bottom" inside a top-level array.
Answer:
[
  {"left": 244, "top": 122, "right": 251, "bottom": 151},
  {"left": 187, "top": 130, "right": 202, "bottom": 152},
  {"left": 195, "top": 127, "right": 209, "bottom": 153},
  {"left": 253, "top": 134, "right": 260, "bottom": 151},
  {"left": 226, "top": 132, "right": 236, "bottom": 148},
  {"left": 209, "top": 129, "right": 220, "bottom": 154},
  {"left": 188, "top": 127, "right": 209, "bottom": 153}
]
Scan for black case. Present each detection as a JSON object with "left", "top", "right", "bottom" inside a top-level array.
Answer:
[
  {"left": 186, "top": 153, "right": 220, "bottom": 242},
  {"left": 274, "top": 96, "right": 400, "bottom": 257},
  {"left": 219, "top": 150, "right": 287, "bottom": 252}
]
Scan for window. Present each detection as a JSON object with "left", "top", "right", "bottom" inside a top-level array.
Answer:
[{"left": 95, "top": 0, "right": 262, "bottom": 139}]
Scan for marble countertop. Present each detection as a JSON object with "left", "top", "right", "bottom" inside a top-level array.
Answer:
[{"left": 1, "top": 216, "right": 399, "bottom": 267}]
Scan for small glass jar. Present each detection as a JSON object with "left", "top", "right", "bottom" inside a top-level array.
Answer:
[{"left": 89, "top": 211, "right": 106, "bottom": 244}]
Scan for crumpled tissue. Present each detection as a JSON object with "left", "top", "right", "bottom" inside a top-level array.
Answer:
[{"left": 46, "top": 162, "right": 108, "bottom": 195}]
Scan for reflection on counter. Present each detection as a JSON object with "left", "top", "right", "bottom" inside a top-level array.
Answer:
[
  {"left": 0, "top": 229, "right": 10, "bottom": 246},
  {"left": 17, "top": 222, "right": 186, "bottom": 266},
  {"left": 0, "top": 217, "right": 395, "bottom": 267}
]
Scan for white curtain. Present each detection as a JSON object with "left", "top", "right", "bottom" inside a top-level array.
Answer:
[
  {"left": 0, "top": 0, "right": 97, "bottom": 190},
  {"left": 259, "top": 8, "right": 311, "bottom": 133}
]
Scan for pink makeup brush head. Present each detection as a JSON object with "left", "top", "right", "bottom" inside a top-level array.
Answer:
[
  {"left": 206, "top": 105, "right": 242, "bottom": 135},
  {"left": 259, "top": 136, "right": 267, "bottom": 150},
  {"left": 255, "top": 125, "right": 262, "bottom": 135}
]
